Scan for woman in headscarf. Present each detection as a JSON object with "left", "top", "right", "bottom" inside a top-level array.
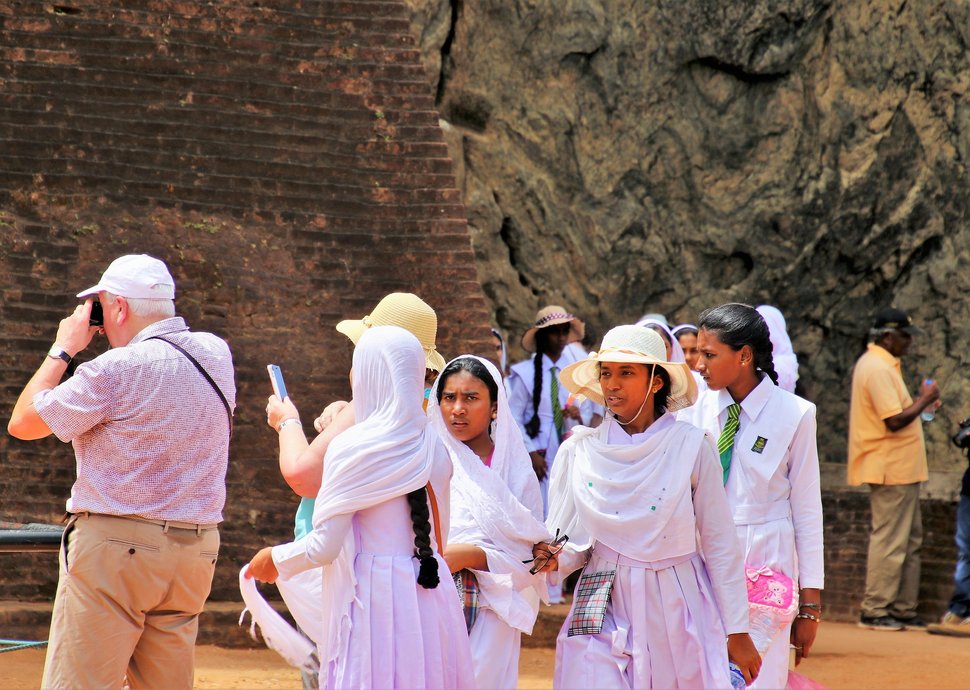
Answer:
[
  {"left": 246, "top": 326, "right": 473, "bottom": 689},
  {"left": 547, "top": 325, "right": 760, "bottom": 689},
  {"left": 636, "top": 315, "right": 687, "bottom": 364},
  {"left": 429, "top": 355, "right": 554, "bottom": 689}
]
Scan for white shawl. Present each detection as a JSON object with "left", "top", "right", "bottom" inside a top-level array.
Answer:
[
  {"left": 546, "top": 415, "right": 707, "bottom": 563},
  {"left": 313, "top": 326, "right": 439, "bottom": 664},
  {"left": 429, "top": 355, "right": 552, "bottom": 633}
]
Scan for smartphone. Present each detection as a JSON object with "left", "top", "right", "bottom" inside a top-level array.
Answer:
[
  {"left": 267, "top": 364, "right": 288, "bottom": 400},
  {"left": 89, "top": 300, "right": 104, "bottom": 327}
]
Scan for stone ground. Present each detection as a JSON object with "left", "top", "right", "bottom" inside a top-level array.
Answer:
[{"left": 4, "top": 621, "right": 970, "bottom": 689}]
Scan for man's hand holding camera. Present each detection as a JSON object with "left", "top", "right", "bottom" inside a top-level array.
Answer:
[{"left": 54, "top": 299, "right": 102, "bottom": 360}]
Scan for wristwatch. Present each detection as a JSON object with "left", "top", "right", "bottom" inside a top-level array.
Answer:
[{"left": 47, "top": 345, "right": 72, "bottom": 364}]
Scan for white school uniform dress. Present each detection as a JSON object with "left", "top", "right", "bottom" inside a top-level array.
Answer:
[
  {"left": 547, "top": 414, "right": 750, "bottom": 690},
  {"left": 680, "top": 377, "right": 824, "bottom": 690},
  {"left": 269, "top": 327, "right": 474, "bottom": 690},
  {"left": 430, "top": 355, "right": 552, "bottom": 690},
  {"left": 507, "top": 348, "right": 592, "bottom": 512}
]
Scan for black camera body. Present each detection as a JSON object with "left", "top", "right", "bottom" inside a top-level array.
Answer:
[
  {"left": 89, "top": 301, "right": 103, "bottom": 327},
  {"left": 953, "top": 418, "right": 970, "bottom": 450}
]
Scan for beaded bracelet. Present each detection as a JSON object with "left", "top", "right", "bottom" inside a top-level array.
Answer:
[
  {"left": 277, "top": 418, "right": 302, "bottom": 432},
  {"left": 796, "top": 612, "right": 820, "bottom": 622}
]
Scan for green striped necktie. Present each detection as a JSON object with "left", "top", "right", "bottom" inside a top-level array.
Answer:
[
  {"left": 550, "top": 366, "right": 564, "bottom": 442},
  {"left": 716, "top": 403, "right": 741, "bottom": 485}
]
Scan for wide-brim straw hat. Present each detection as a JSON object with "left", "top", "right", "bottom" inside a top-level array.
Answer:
[
  {"left": 336, "top": 293, "right": 446, "bottom": 372},
  {"left": 559, "top": 324, "right": 698, "bottom": 412},
  {"left": 521, "top": 305, "right": 585, "bottom": 353}
]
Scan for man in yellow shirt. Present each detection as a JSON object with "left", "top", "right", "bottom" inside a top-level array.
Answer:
[{"left": 848, "top": 308, "right": 940, "bottom": 631}]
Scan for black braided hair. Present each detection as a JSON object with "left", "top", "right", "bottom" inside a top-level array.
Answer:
[
  {"left": 698, "top": 303, "right": 779, "bottom": 384},
  {"left": 525, "top": 328, "right": 550, "bottom": 439},
  {"left": 406, "top": 487, "right": 440, "bottom": 589}
]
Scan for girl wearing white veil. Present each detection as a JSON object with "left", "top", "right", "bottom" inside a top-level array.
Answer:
[
  {"left": 429, "top": 355, "right": 554, "bottom": 689},
  {"left": 247, "top": 326, "right": 473, "bottom": 689}
]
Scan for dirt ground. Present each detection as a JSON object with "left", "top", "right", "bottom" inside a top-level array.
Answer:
[{"left": 4, "top": 622, "right": 970, "bottom": 689}]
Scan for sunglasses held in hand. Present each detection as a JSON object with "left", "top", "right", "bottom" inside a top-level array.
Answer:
[{"left": 524, "top": 529, "right": 568, "bottom": 575}]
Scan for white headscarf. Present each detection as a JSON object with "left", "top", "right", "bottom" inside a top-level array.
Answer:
[
  {"left": 635, "top": 317, "right": 686, "bottom": 363},
  {"left": 756, "top": 305, "right": 799, "bottom": 393},
  {"left": 314, "top": 325, "right": 440, "bottom": 663},
  {"left": 428, "top": 355, "right": 552, "bottom": 632}
]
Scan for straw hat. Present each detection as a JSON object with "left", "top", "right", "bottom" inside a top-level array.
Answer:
[
  {"left": 559, "top": 325, "right": 698, "bottom": 412},
  {"left": 336, "top": 293, "right": 446, "bottom": 372},
  {"left": 521, "top": 305, "right": 585, "bottom": 353}
]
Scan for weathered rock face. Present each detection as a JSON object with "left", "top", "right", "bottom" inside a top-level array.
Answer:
[{"left": 405, "top": 0, "right": 970, "bottom": 468}]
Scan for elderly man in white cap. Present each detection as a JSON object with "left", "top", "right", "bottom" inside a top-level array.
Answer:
[{"left": 8, "top": 254, "right": 235, "bottom": 690}]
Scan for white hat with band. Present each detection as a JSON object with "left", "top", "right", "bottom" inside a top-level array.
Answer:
[{"left": 559, "top": 324, "right": 697, "bottom": 412}]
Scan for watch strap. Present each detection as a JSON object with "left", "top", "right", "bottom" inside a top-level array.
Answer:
[{"left": 47, "top": 345, "right": 72, "bottom": 364}]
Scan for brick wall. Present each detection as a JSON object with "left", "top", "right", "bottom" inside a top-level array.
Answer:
[
  {"left": 0, "top": 1, "right": 491, "bottom": 602},
  {"left": 823, "top": 489, "right": 958, "bottom": 622}
]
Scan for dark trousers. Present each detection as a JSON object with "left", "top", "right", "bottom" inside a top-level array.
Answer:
[{"left": 948, "top": 483, "right": 970, "bottom": 618}]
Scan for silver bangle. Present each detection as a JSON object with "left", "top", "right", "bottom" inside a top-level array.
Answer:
[{"left": 276, "top": 418, "right": 302, "bottom": 433}]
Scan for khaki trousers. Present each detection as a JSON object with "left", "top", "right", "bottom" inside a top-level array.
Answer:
[
  {"left": 41, "top": 513, "right": 219, "bottom": 690},
  {"left": 860, "top": 482, "right": 922, "bottom": 619}
]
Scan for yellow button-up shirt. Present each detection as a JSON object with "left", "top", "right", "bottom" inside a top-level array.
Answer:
[{"left": 847, "top": 343, "right": 927, "bottom": 485}]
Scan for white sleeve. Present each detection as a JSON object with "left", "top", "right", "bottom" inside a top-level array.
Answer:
[
  {"left": 787, "top": 406, "right": 825, "bottom": 589},
  {"left": 271, "top": 512, "right": 353, "bottom": 578},
  {"left": 507, "top": 372, "right": 538, "bottom": 453},
  {"left": 692, "top": 436, "right": 750, "bottom": 634}
]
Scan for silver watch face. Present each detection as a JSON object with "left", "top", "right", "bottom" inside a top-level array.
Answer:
[{"left": 48, "top": 346, "right": 70, "bottom": 362}]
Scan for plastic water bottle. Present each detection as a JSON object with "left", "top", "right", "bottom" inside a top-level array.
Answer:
[
  {"left": 921, "top": 379, "right": 936, "bottom": 422},
  {"left": 729, "top": 662, "right": 747, "bottom": 690}
]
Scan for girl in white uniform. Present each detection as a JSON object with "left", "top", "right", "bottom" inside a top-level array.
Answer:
[
  {"left": 682, "top": 303, "right": 823, "bottom": 689},
  {"left": 430, "top": 355, "right": 552, "bottom": 689},
  {"left": 547, "top": 325, "right": 761, "bottom": 689},
  {"left": 246, "top": 326, "right": 474, "bottom": 690}
]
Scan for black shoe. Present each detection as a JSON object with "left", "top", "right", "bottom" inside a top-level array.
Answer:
[
  {"left": 859, "top": 614, "right": 904, "bottom": 631},
  {"left": 892, "top": 615, "right": 928, "bottom": 630}
]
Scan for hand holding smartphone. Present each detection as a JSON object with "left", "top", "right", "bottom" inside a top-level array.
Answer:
[{"left": 267, "top": 364, "right": 288, "bottom": 400}]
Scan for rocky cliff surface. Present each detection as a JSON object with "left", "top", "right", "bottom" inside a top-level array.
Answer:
[{"left": 405, "top": 0, "right": 969, "bottom": 468}]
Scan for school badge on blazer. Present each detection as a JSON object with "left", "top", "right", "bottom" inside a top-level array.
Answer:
[{"left": 751, "top": 436, "right": 768, "bottom": 454}]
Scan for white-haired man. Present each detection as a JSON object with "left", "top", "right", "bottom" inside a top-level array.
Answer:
[{"left": 8, "top": 254, "right": 235, "bottom": 689}]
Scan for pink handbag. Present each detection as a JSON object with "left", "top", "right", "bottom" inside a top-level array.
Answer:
[{"left": 745, "top": 565, "right": 799, "bottom": 653}]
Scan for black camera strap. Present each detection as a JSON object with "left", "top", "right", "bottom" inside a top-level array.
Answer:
[{"left": 146, "top": 336, "right": 232, "bottom": 434}]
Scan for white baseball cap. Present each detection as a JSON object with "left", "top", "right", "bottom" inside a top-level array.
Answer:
[{"left": 76, "top": 254, "right": 176, "bottom": 300}]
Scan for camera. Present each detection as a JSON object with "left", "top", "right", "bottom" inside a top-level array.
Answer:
[
  {"left": 88, "top": 300, "right": 103, "bottom": 327},
  {"left": 953, "top": 418, "right": 970, "bottom": 449}
]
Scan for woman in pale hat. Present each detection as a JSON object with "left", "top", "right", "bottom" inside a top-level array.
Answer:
[
  {"left": 247, "top": 326, "right": 474, "bottom": 689},
  {"left": 271, "top": 292, "right": 446, "bottom": 507},
  {"left": 546, "top": 325, "right": 760, "bottom": 689},
  {"left": 507, "top": 306, "right": 595, "bottom": 607},
  {"left": 680, "top": 303, "right": 822, "bottom": 688},
  {"left": 508, "top": 305, "right": 590, "bottom": 492},
  {"left": 429, "top": 355, "right": 554, "bottom": 689}
]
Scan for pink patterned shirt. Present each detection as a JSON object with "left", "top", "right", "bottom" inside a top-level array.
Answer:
[{"left": 34, "top": 317, "right": 235, "bottom": 524}]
